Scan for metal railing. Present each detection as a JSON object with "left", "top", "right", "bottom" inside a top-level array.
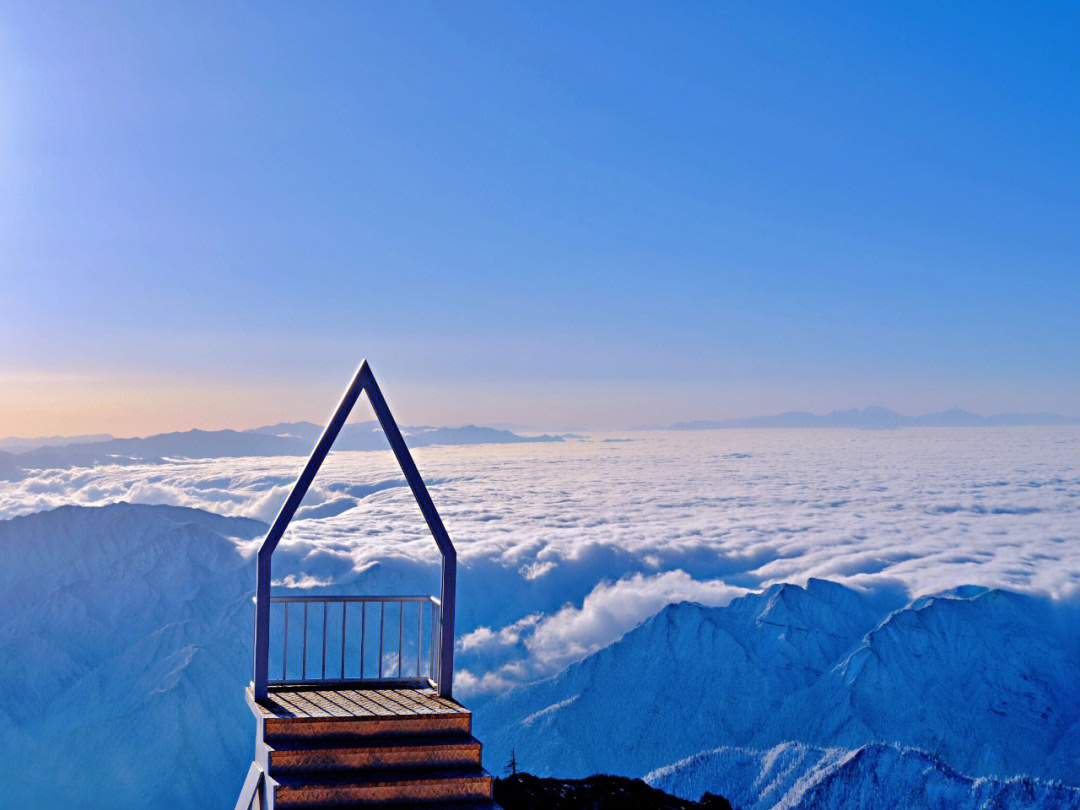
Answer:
[
  {"left": 234, "top": 762, "right": 264, "bottom": 810},
  {"left": 252, "top": 360, "right": 456, "bottom": 700},
  {"left": 269, "top": 595, "right": 443, "bottom": 686}
]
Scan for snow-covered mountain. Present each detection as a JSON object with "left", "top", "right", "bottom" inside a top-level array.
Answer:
[
  {"left": 474, "top": 580, "right": 1080, "bottom": 787},
  {"left": 647, "top": 742, "right": 1080, "bottom": 810},
  {"left": 0, "top": 503, "right": 265, "bottom": 808}
]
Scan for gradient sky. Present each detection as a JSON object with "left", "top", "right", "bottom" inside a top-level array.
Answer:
[{"left": 2, "top": 2, "right": 1078, "bottom": 436}]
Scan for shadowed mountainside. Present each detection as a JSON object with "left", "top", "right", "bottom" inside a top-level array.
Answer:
[
  {"left": 0, "top": 503, "right": 266, "bottom": 808},
  {"left": 475, "top": 579, "right": 1080, "bottom": 786}
]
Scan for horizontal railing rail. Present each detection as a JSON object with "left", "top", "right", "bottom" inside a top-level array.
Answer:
[
  {"left": 271, "top": 595, "right": 442, "bottom": 603},
  {"left": 268, "top": 595, "right": 442, "bottom": 687}
]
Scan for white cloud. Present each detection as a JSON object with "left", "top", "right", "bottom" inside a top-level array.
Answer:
[
  {"left": 459, "top": 613, "right": 544, "bottom": 653},
  {"left": 4, "top": 428, "right": 1080, "bottom": 690},
  {"left": 454, "top": 668, "right": 520, "bottom": 696},
  {"left": 520, "top": 560, "right": 556, "bottom": 580},
  {"left": 522, "top": 571, "right": 747, "bottom": 676}
]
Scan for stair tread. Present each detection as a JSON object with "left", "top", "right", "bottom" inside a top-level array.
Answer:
[
  {"left": 265, "top": 733, "right": 484, "bottom": 776},
  {"left": 252, "top": 687, "right": 470, "bottom": 721},
  {"left": 274, "top": 766, "right": 493, "bottom": 788},
  {"left": 267, "top": 711, "right": 471, "bottom": 725},
  {"left": 308, "top": 803, "right": 500, "bottom": 810},
  {"left": 264, "top": 713, "right": 472, "bottom": 738},
  {"left": 263, "top": 721, "right": 470, "bottom": 747},
  {"left": 267, "top": 733, "right": 481, "bottom": 752}
]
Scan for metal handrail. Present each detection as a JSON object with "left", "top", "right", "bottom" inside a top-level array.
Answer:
[
  {"left": 252, "top": 360, "right": 457, "bottom": 700},
  {"left": 271, "top": 595, "right": 437, "bottom": 602},
  {"left": 234, "top": 762, "right": 264, "bottom": 810},
  {"left": 268, "top": 594, "right": 442, "bottom": 686}
]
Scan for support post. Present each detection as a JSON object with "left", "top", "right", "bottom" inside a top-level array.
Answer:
[{"left": 438, "top": 553, "right": 456, "bottom": 697}]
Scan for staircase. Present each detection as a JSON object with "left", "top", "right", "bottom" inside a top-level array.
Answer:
[{"left": 243, "top": 686, "right": 499, "bottom": 809}]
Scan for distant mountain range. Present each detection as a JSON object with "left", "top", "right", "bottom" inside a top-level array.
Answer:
[
  {"left": 0, "top": 421, "right": 564, "bottom": 477},
  {"left": 245, "top": 420, "right": 565, "bottom": 449},
  {"left": 0, "top": 451, "right": 26, "bottom": 483},
  {"left": 0, "top": 433, "right": 114, "bottom": 453},
  {"left": 662, "top": 407, "right": 1080, "bottom": 430}
]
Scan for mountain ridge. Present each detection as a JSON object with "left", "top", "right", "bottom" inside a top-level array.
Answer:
[
  {"left": 665, "top": 407, "right": 1080, "bottom": 430},
  {"left": 0, "top": 434, "right": 114, "bottom": 453},
  {"left": 4, "top": 422, "right": 565, "bottom": 473},
  {"left": 474, "top": 579, "right": 1080, "bottom": 787},
  {"left": 647, "top": 741, "right": 1080, "bottom": 810},
  {"left": 0, "top": 503, "right": 265, "bottom": 808}
]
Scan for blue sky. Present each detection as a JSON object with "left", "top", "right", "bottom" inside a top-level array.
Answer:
[{"left": 1, "top": 2, "right": 1078, "bottom": 434}]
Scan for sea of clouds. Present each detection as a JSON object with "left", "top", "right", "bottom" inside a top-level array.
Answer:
[{"left": 3, "top": 427, "right": 1079, "bottom": 694}]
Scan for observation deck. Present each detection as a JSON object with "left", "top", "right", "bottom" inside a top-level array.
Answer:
[{"left": 235, "top": 361, "right": 499, "bottom": 810}]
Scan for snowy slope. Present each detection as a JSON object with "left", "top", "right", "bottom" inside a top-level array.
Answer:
[
  {"left": 0, "top": 502, "right": 443, "bottom": 808},
  {"left": 474, "top": 580, "right": 1080, "bottom": 786},
  {"left": 0, "top": 503, "right": 265, "bottom": 808},
  {"left": 474, "top": 580, "right": 893, "bottom": 777},
  {"left": 647, "top": 742, "right": 1080, "bottom": 810},
  {"left": 767, "top": 587, "right": 1080, "bottom": 781}
]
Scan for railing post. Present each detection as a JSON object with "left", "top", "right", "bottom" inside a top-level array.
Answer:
[
  {"left": 253, "top": 550, "right": 272, "bottom": 701},
  {"left": 234, "top": 761, "right": 265, "bottom": 810},
  {"left": 438, "top": 553, "right": 456, "bottom": 698}
]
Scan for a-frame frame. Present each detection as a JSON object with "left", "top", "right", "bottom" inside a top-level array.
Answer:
[{"left": 251, "top": 360, "right": 456, "bottom": 700}]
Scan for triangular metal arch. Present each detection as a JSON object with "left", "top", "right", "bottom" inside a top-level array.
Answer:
[{"left": 252, "top": 360, "right": 456, "bottom": 699}]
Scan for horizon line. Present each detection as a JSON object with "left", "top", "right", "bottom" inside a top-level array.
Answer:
[{"left": 4, "top": 405, "right": 1080, "bottom": 447}]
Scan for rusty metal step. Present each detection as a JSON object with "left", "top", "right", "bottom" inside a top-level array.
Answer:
[
  {"left": 306, "top": 803, "right": 501, "bottom": 810},
  {"left": 265, "top": 733, "right": 483, "bottom": 774},
  {"left": 264, "top": 710, "right": 472, "bottom": 741},
  {"left": 270, "top": 766, "right": 494, "bottom": 807},
  {"left": 308, "top": 803, "right": 501, "bottom": 810}
]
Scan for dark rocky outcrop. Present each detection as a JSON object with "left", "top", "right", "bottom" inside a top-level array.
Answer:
[{"left": 494, "top": 773, "right": 731, "bottom": 810}]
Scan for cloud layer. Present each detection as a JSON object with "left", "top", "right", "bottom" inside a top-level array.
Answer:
[{"left": 3, "top": 427, "right": 1079, "bottom": 692}]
